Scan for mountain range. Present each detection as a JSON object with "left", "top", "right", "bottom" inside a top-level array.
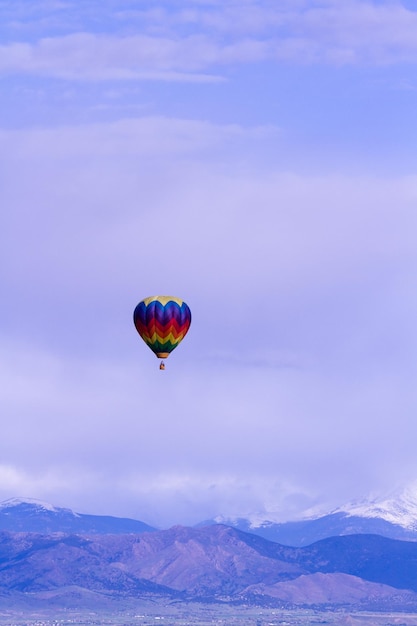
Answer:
[
  {"left": 2, "top": 494, "right": 417, "bottom": 611},
  {"left": 1, "top": 524, "right": 417, "bottom": 611},
  {"left": 4, "top": 487, "right": 417, "bottom": 545}
]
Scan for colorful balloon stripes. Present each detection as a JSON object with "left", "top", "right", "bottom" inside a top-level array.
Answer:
[{"left": 133, "top": 296, "right": 192, "bottom": 359}]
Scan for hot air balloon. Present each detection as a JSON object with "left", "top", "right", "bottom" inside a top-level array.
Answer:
[{"left": 133, "top": 296, "right": 191, "bottom": 369}]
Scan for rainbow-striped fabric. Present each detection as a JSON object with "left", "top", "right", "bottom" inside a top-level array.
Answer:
[{"left": 133, "top": 296, "right": 192, "bottom": 359}]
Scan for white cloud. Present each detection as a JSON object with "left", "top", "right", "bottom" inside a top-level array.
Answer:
[
  {"left": 0, "top": 34, "right": 225, "bottom": 81},
  {"left": 0, "top": 2, "right": 416, "bottom": 82},
  {"left": 297, "top": 2, "right": 417, "bottom": 64},
  {"left": 0, "top": 116, "right": 270, "bottom": 159}
]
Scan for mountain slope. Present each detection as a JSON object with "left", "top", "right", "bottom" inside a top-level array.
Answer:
[{"left": 244, "top": 572, "right": 417, "bottom": 608}]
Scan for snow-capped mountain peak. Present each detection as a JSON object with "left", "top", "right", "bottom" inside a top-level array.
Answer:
[
  {"left": 0, "top": 497, "right": 157, "bottom": 534},
  {"left": 0, "top": 497, "right": 57, "bottom": 511},
  {"left": 0, "top": 497, "right": 78, "bottom": 516},
  {"left": 334, "top": 483, "right": 417, "bottom": 530}
]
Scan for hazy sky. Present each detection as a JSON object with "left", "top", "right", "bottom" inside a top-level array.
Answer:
[{"left": 1, "top": 0, "right": 416, "bottom": 527}]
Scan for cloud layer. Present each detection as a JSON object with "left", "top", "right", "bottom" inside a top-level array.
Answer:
[
  {"left": 1, "top": 112, "right": 416, "bottom": 524},
  {"left": 0, "top": 1, "right": 416, "bottom": 526},
  {"left": 1, "top": 1, "right": 417, "bottom": 83}
]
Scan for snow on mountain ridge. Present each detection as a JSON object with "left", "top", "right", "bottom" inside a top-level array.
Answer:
[
  {"left": 0, "top": 497, "right": 80, "bottom": 516},
  {"left": 211, "top": 484, "right": 417, "bottom": 531},
  {"left": 334, "top": 485, "right": 417, "bottom": 529},
  {"left": 212, "top": 504, "right": 331, "bottom": 528}
]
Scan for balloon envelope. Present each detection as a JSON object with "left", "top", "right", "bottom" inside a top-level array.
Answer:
[{"left": 133, "top": 295, "right": 192, "bottom": 359}]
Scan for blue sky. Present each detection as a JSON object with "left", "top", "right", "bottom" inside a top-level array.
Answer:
[{"left": 1, "top": 0, "right": 416, "bottom": 527}]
